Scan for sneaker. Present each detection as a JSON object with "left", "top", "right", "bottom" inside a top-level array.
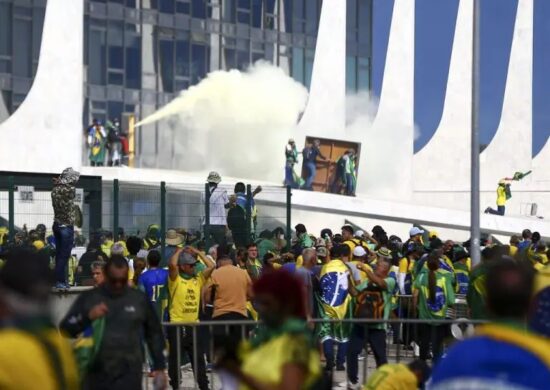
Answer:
[
  {"left": 336, "top": 364, "right": 346, "bottom": 371},
  {"left": 54, "top": 282, "right": 66, "bottom": 291},
  {"left": 411, "top": 342, "right": 420, "bottom": 357},
  {"left": 484, "top": 207, "right": 491, "bottom": 214},
  {"left": 347, "top": 381, "right": 361, "bottom": 390}
]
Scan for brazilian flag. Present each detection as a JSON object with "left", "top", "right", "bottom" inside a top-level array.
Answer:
[
  {"left": 530, "top": 265, "right": 550, "bottom": 337},
  {"left": 316, "top": 260, "right": 353, "bottom": 343},
  {"left": 73, "top": 317, "right": 105, "bottom": 379}
]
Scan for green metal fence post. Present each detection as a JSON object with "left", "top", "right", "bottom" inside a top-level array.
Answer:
[
  {"left": 8, "top": 176, "right": 14, "bottom": 243},
  {"left": 204, "top": 183, "right": 211, "bottom": 251},
  {"left": 286, "top": 185, "right": 291, "bottom": 251},
  {"left": 160, "top": 182, "right": 166, "bottom": 256},
  {"left": 113, "top": 179, "right": 119, "bottom": 238},
  {"left": 246, "top": 184, "right": 252, "bottom": 244}
]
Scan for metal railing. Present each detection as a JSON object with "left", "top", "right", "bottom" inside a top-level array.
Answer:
[
  {"left": 0, "top": 172, "right": 292, "bottom": 254},
  {"left": 151, "top": 316, "right": 484, "bottom": 390}
]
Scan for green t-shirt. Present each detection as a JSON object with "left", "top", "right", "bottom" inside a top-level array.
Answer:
[
  {"left": 356, "top": 277, "right": 396, "bottom": 330},
  {"left": 413, "top": 270, "right": 455, "bottom": 320}
]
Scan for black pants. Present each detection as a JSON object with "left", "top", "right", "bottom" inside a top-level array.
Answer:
[
  {"left": 347, "top": 326, "right": 387, "bottom": 384},
  {"left": 231, "top": 229, "right": 249, "bottom": 248},
  {"left": 84, "top": 366, "right": 142, "bottom": 390},
  {"left": 418, "top": 324, "right": 448, "bottom": 362},
  {"left": 167, "top": 326, "right": 209, "bottom": 390},
  {"left": 206, "top": 225, "right": 226, "bottom": 247}
]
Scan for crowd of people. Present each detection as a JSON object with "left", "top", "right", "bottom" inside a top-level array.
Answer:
[
  {"left": 0, "top": 168, "right": 549, "bottom": 389},
  {"left": 87, "top": 118, "right": 129, "bottom": 167}
]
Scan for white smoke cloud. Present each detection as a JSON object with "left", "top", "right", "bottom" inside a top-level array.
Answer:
[{"left": 136, "top": 62, "right": 308, "bottom": 183}]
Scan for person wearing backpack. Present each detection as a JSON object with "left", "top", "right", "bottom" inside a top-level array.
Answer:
[
  {"left": 345, "top": 256, "right": 396, "bottom": 390},
  {"left": 413, "top": 253, "right": 455, "bottom": 362}
]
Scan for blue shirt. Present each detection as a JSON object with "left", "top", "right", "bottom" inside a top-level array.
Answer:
[
  {"left": 139, "top": 268, "right": 169, "bottom": 303},
  {"left": 431, "top": 334, "right": 550, "bottom": 389},
  {"left": 302, "top": 146, "right": 321, "bottom": 163}
]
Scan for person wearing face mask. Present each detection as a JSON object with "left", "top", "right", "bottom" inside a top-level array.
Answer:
[
  {"left": 217, "top": 270, "right": 322, "bottom": 390},
  {"left": 60, "top": 255, "right": 167, "bottom": 389}
]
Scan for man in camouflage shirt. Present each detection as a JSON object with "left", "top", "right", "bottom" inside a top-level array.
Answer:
[{"left": 51, "top": 167, "right": 80, "bottom": 290}]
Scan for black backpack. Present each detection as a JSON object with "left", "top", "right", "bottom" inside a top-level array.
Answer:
[
  {"left": 354, "top": 283, "right": 385, "bottom": 319},
  {"left": 227, "top": 205, "right": 246, "bottom": 231}
]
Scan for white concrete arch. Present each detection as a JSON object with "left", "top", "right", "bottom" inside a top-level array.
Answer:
[
  {"left": 355, "top": 0, "right": 415, "bottom": 200},
  {"left": 480, "top": 0, "right": 533, "bottom": 189},
  {"left": 0, "top": 0, "right": 83, "bottom": 173},
  {"left": 413, "top": 0, "right": 472, "bottom": 196},
  {"left": 295, "top": 0, "right": 347, "bottom": 144}
]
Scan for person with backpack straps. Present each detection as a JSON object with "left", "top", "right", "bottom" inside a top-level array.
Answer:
[
  {"left": 345, "top": 256, "right": 396, "bottom": 390},
  {"left": 413, "top": 252, "right": 455, "bottom": 362}
]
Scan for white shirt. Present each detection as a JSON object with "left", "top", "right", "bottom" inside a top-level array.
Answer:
[{"left": 201, "top": 185, "right": 229, "bottom": 226}]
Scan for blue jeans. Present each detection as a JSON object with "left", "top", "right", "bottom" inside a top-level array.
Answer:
[
  {"left": 322, "top": 339, "right": 348, "bottom": 369},
  {"left": 53, "top": 222, "right": 74, "bottom": 284},
  {"left": 347, "top": 326, "right": 387, "bottom": 383},
  {"left": 487, "top": 205, "right": 505, "bottom": 216},
  {"left": 284, "top": 163, "right": 298, "bottom": 188},
  {"left": 304, "top": 162, "right": 316, "bottom": 190}
]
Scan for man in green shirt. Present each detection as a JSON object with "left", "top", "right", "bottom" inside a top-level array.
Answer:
[{"left": 346, "top": 257, "right": 396, "bottom": 389}]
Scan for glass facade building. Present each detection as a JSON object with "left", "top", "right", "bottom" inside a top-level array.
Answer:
[{"left": 0, "top": 0, "right": 372, "bottom": 167}]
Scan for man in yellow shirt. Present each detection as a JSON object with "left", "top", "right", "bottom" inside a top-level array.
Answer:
[
  {"left": 167, "top": 248, "right": 215, "bottom": 390},
  {"left": 485, "top": 179, "right": 510, "bottom": 216},
  {"left": 0, "top": 248, "right": 79, "bottom": 390},
  {"left": 364, "top": 360, "right": 430, "bottom": 390}
]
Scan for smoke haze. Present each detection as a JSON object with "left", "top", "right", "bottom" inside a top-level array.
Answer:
[{"left": 136, "top": 62, "right": 308, "bottom": 183}]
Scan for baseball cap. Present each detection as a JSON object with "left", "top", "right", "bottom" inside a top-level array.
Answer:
[
  {"left": 409, "top": 227, "right": 424, "bottom": 237},
  {"left": 353, "top": 246, "right": 367, "bottom": 257},
  {"left": 178, "top": 252, "right": 197, "bottom": 266},
  {"left": 317, "top": 247, "right": 328, "bottom": 258},
  {"left": 354, "top": 230, "right": 365, "bottom": 238}
]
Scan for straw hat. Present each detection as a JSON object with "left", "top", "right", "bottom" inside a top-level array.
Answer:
[{"left": 166, "top": 229, "right": 184, "bottom": 246}]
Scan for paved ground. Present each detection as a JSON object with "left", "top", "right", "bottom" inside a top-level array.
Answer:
[{"left": 142, "top": 345, "right": 417, "bottom": 389}]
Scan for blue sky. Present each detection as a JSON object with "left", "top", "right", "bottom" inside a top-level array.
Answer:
[{"left": 372, "top": 0, "right": 549, "bottom": 155}]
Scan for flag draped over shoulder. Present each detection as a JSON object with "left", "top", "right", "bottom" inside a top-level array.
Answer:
[
  {"left": 316, "top": 260, "right": 353, "bottom": 343},
  {"left": 530, "top": 265, "right": 550, "bottom": 337}
]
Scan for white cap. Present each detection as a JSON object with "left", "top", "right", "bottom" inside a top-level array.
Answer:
[
  {"left": 353, "top": 246, "right": 367, "bottom": 257},
  {"left": 409, "top": 227, "right": 424, "bottom": 237},
  {"left": 354, "top": 230, "right": 365, "bottom": 238}
]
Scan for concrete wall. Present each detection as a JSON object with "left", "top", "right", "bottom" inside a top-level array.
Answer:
[{"left": 0, "top": 0, "right": 83, "bottom": 173}]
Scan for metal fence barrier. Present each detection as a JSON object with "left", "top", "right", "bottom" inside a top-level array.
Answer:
[{"left": 151, "top": 316, "right": 484, "bottom": 390}]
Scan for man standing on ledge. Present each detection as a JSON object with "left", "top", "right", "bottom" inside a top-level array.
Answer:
[
  {"left": 302, "top": 139, "right": 327, "bottom": 191},
  {"left": 51, "top": 167, "right": 80, "bottom": 291},
  {"left": 202, "top": 171, "right": 230, "bottom": 247}
]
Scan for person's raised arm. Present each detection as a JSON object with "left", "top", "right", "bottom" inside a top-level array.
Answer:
[
  {"left": 169, "top": 248, "right": 183, "bottom": 281},
  {"left": 188, "top": 246, "right": 215, "bottom": 279},
  {"left": 365, "top": 268, "right": 387, "bottom": 289}
]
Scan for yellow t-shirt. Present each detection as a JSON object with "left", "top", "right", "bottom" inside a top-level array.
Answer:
[
  {"left": 0, "top": 329, "right": 79, "bottom": 390},
  {"left": 398, "top": 257, "right": 415, "bottom": 274},
  {"left": 509, "top": 245, "right": 518, "bottom": 257},
  {"left": 364, "top": 363, "right": 417, "bottom": 390},
  {"left": 168, "top": 273, "right": 206, "bottom": 323},
  {"left": 497, "top": 185, "right": 507, "bottom": 206},
  {"left": 240, "top": 333, "right": 320, "bottom": 390}
]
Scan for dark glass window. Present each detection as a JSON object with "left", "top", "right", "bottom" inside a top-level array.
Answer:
[
  {"left": 176, "top": 1, "right": 191, "bottom": 14},
  {"left": 159, "top": 39, "right": 175, "bottom": 92},
  {"left": 224, "top": 48, "right": 236, "bottom": 70},
  {"left": 358, "top": 57, "right": 369, "bottom": 91},
  {"left": 125, "top": 34, "right": 141, "bottom": 89},
  {"left": 191, "top": 43, "right": 207, "bottom": 84},
  {"left": 283, "top": 0, "right": 292, "bottom": 33},
  {"left": 305, "top": 0, "right": 318, "bottom": 36},
  {"left": 159, "top": 0, "right": 176, "bottom": 13},
  {"left": 236, "top": 49, "right": 249, "bottom": 70},
  {"left": 251, "top": 0, "right": 262, "bottom": 27},
  {"left": 291, "top": 47, "right": 304, "bottom": 83},
  {"left": 176, "top": 38, "right": 190, "bottom": 76},
  {"left": 89, "top": 28, "right": 107, "bottom": 84},
  {"left": 108, "top": 22, "right": 124, "bottom": 70},
  {"left": 13, "top": 18, "right": 32, "bottom": 77},
  {"left": 346, "top": 55, "right": 356, "bottom": 92},
  {"left": 192, "top": 0, "right": 207, "bottom": 18},
  {"left": 108, "top": 100, "right": 124, "bottom": 121},
  {"left": 108, "top": 71, "right": 124, "bottom": 85},
  {"left": 358, "top": 0, "right": 371, "bottom": 44}
]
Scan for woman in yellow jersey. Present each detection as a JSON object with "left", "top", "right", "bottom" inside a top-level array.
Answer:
[{"left": 218, "top": 270, "right": 322, "bottom": 390}]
